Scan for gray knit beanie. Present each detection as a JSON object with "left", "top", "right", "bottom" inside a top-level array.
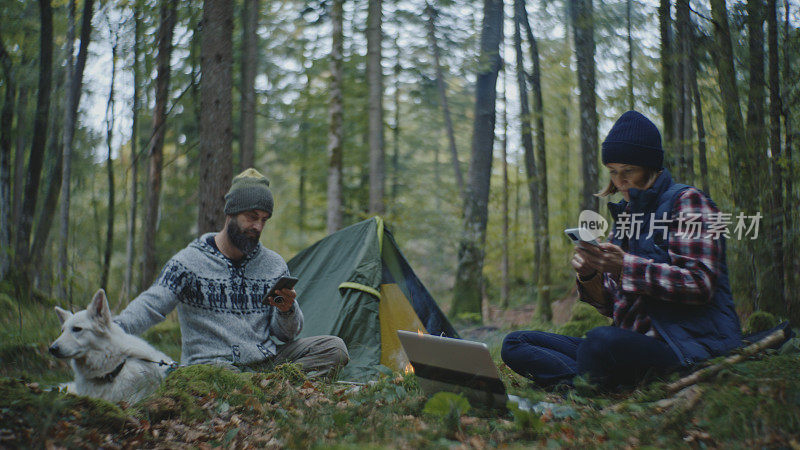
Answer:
[{"left": 224, "top": 168, "right": 274, "bottom": 216}]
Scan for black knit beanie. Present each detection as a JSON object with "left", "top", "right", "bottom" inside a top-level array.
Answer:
[
  {"left": 601, "top": 110, "right": 664, "bottom": 169},
  {"left": 224, "top": 168, "right": 274, "bottom": 216}
]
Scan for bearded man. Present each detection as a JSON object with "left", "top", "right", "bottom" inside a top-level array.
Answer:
[{"left": 115, "top": 169, "right": 349, "bottom": 377}]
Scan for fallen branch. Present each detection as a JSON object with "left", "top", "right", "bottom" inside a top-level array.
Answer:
[
  {"left": 665, "top": 327, "right": 787, "bottom": 394},
  {"left": 652, "top": 385, "right": 703, "bottom": 411}
]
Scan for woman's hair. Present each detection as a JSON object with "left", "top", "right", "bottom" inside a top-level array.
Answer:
[{"left": 595, "top": 167, "right": 662, "bottom": 198}]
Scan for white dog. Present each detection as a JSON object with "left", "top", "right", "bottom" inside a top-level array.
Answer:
[{"left": 49, "top": 289, "right": 175, "bottom": 404}]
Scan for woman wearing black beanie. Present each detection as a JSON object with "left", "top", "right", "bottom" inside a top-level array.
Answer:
[{"left": 501, "top": 111, "right": 741, "bottom": 389}]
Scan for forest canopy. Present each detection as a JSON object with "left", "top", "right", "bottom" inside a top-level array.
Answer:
[{"left": 0, "top": 0, "right": 798, "bottom": 325}]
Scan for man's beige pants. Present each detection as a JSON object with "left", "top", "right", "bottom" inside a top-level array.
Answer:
[{"left": 240, "top": 335, "right": 349, "bottom": 378}]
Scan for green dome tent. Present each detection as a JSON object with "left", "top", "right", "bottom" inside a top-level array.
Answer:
[{"left": 288, "top": 217, "right": 459, "bottom": 380}]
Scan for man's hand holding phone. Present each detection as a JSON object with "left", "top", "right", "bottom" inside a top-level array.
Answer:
[{"left": 264, "top": 276, "right": 299, "bottom": 313}]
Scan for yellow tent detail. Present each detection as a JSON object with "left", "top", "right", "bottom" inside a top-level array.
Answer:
[{"left": 378, "top": 283, "right": 428, "bottom": 371}]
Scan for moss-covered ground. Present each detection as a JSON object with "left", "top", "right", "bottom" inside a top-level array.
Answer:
[{"left": 2, "top": 299, "right": 800, "bottom": 448}]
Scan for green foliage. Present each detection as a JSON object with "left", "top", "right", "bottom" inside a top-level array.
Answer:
[
  {"left": 454, "top": 312, "right": 482, "bottom": 325},
  {"left": 271, "top": 362, "right": 307, "bottom": 384},
  {"left": 422, "top": 391, "right": 471, "bottom": 434},
  {"left": 141, "top": 319, "right": 182, "bottom": 361},
  {"left": 137, "top": 364, "right": 264, "bottom": 422},
  {"left": 422, "top": 391, "right": 471, "bottom": 418},
  {"left": 0, "top": 343, "right": 71, "bottom": 385},
  {"left": 0, "top": 377, "right": 129, "bottom": 447},
  {"left": 506, "top": 399, "right": 544, "bottom": 437},
  {"left": 558, "top": 302, "right": 611, "bottom": 337},
  {"left": 743, "top": 310, "right": 779, "bottom": 335}
]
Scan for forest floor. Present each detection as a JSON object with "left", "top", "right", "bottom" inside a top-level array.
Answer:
[{"left": 2, "top": 291, "right": 800, "bottom": 449}]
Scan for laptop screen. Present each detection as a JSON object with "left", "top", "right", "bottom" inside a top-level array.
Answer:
[{"left": 396, "top": 330, "right": 507, "bottom": 408}]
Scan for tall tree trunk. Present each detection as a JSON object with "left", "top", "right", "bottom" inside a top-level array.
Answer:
[
  {"left": 747, "top": 0, "right": 783, "bottom": 314},
  {"left": 710, "top": 0, "right": 758, "bottom": 310},
  {"left": 198, "top": 0, "right": 234, "bottom": 234},
  {"left": 58, "top": 0, "right": 95, "bottom": 299},
  {"left": 326, "top": 0, "right": 344, "bottom": 234},
  {"left": 240, "top": 0, "right": 258, "bottom": 171},
  {"left": 513, "top": 0, "right": 538, "bottom": 276},
  {"left": 0, "top": 37, "right": 14, "bottom": 282},
  {"left": 124, "top": 0, "right": 143, "bottom": 301},
  {"left": 29, "top": 134, "right": 62, "bottom": 277},
  {"left": 28, "top": 60, "right": 66, "bottom": 276},
  {"left": 142, "top": 0, "right": 177, "bottom": 290},
  {"left": 451, "top": 0, "right": 503, "bottom": 320},
  {"left": 16, "top": 0, "right": 53, "bottom": 286},
  {"left": 560, "top": 103, "right": 571, "bottom": 231},
  {"left": 12, "top": 83, "right": 28, "bottom": 243},
  {"left": 570, "top": 0, "right": 598, "bottom": 212},
  {"left": 689, "top": 24, "right": 709, "bottom": 195},
  {"left": 676, "top": 0, "right": 693, "bottom": 183},
  {"left": 298, "top": 51, "right": 311, "bottom": 232},
  {"left": 626, "top": 0, "right": 634, "bottom": 110},
  {"left": 500, "top": 56, "right": 509, "bottom": 310},
  {"left": 101, "top": 37, "right": 117, "bottom": 292},
  {"left": 783, "top": 0, "right": 797, "bottom": 322},
  {"left": 425, "top": 2, "right": 464, "bottom": 198},
  {"left": 521, "top": 1, "right": 551, "bottom": 321},
  {"left": 659, "top": 0, "right": 675, "bottom": 167},
  {"left": 767, "top": 0, "right": 787, "bottom": 319},
  {"left": 367, "top": 0, "right": 384, "bottom": 215},
  {"left": 512, "top": 0, "right": 540, "bottom": 316},
  {"left": 390, "top": 35, "right": 401, "bottom": 205}
]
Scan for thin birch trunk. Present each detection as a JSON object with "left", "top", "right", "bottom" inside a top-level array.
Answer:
[
  {"left": 500, "top": 54, "right": 509, "bottom": 310},
  {"left": 390, "top": 35, "right": 401, "bottom": 205},
  {"left": 58, "top": 0, "right": 95, "bottom": 299},
  {"left": 783, "top": 0, "right": 798, "bottom": 322},
  {"left": 11, "top": 83, "right": 28, "bottom": 244},
  {"left": 570, "top": 0, "right": 598, "bottom": 213},
  {"left": 17, "top": 0, "right": 53, "bottom": 290},
  {"left": 689, "top": 23, "right": 709, "bottom": 195},
  {"left": 521, "top": 1, "right": 551, "bottom": 320},
  {"left": 142, "top": 0, "right": 177, "bottom": 289},
  {"left": 124, "top": 0, "right": 142, "bottom": 302},
  {"left": 101, "top": 35, "right": 117, "bottom": 292},
  {"left": 367, "top": 0, "right": 384, "bottom": 215},
  {"left": 659, "top": 0, "right": 675, "bottom": 165},
  {"left": 425, "top": 2, "right": 463, "bottom": 198},
  {"left": 626, "top": 0, "right": 634, "bottom": 110},
  {"left": 240, "top": 0, "right": 258, "bottom": 171},
  {"left": 767, "top": 0, "right": 787, "bottom": 320},
  {"left": 0, "top": 38, "right": 14, "bottom": 282},
  {"left": 326, "top": 0, "right": 344, "bottom": 234}
]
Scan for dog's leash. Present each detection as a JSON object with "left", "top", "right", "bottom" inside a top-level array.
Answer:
[{"left": 139, "top": 357, "right": 182, "bottom": 375}]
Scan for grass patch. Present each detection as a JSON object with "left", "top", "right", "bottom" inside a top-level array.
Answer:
[
  {"left": 0, "top": 343, "right": 71, "bottom": 385},
  {"left": 141, "top": 318, "right": 182, "bottom": 361},
  {"left": 558, "top": 302, "right": 612, "bottom": 337},
  {"left": 1, "top": 295, "right": 798, "bottom": 448},
  {"left": 0, "top": 377, "right": 132, "bottom": 448}
]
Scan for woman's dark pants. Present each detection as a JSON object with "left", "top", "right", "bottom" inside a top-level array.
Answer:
[{"left": 500, "top": 326, "right": 680, "bottom": 388}]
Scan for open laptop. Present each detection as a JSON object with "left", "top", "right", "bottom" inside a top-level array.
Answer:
[{"left": 397, "top": 330, "right": 530, "bottom": 410}]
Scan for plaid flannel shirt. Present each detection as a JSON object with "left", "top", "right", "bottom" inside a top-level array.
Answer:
[{"left": 578, "top": 187, "right": 724, "bottom": 337}]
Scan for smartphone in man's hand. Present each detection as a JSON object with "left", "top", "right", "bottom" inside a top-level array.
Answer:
[
  {"left": 264, "top": 276, "right": 299, "bottom": 305},
  {"left": 564, "top": 228, "right": 600, "bottom": 246}
]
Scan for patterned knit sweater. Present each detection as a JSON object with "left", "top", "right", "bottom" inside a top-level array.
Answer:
[{"left": 114, "top": 233, "right": 303, "bottom": 367}]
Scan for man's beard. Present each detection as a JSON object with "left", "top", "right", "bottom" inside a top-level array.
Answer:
[{"left": 227, "top": 219, "right": 260, "bottom": 254}]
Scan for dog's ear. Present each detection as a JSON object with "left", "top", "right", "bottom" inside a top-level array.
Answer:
[
  {"left": 54, "top": 306, "right": 73, "bottom": 325},
  {"left": 88, "top": 289, "right": 112, "bottom": 327}
]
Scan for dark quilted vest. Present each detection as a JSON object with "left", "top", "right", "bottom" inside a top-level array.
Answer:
[{"left": 607, "top": 169, "right": 741, "bottom": 366}]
